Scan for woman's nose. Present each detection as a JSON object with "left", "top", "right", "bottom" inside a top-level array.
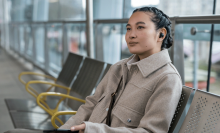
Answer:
[{"left": 129, "top": 31, "right": 137, "bottom": 39}]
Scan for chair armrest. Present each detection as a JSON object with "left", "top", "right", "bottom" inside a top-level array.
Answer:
[
  {"left": 37, "top": 92, "right": 85, "bottom": 126},
  {"left": 19, "top": 71, "right": 57, "bottom": 85},
  {"left": 37, "top": 92, "right": 85, "bottom": 107},
  {"left": 25, "top": 80, "right": 71, "bottom": 98},
  {"left": 37, "top": 92, "right": 85, "bottom": 114},
  {"left": 51, "top": 111, "right": 77, "bottom": 129},
  {"left": 19, "top": 72, "right": 57, "bottom": 96}
]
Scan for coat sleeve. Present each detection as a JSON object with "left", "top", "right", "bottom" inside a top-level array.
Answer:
[
  {"left": 83, "top": 73, "right": 182, "bottom": 133},
  {"left": 59, "top": 67, "right": 112, "bottom": 129}
]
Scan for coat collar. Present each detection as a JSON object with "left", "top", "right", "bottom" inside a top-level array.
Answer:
[{"left": 119, "top": 49, "right": 171, "bottom": 77}]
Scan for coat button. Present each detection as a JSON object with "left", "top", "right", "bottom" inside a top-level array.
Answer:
[
  {"left": 127, "top": 118, "right": 131, "bottom": 123},
  {"left": 106, "top": 108, "right": 109, "bottom": 111}
]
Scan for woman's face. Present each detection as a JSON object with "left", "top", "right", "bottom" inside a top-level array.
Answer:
[{"left": 125, "top": 11, "right": 162, "bottom": 59}]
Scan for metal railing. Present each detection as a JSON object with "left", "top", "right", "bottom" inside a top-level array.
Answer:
[{"left": 1, "top": 15, "right": 220, "bottom": 86}]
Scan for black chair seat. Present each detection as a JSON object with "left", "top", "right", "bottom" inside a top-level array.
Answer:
[{"left": 9, "top": 111, "right": 72, "bottom": 130}]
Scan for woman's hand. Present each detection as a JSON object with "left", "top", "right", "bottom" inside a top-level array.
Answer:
[{"left": 70, "top": 123, "right": 86, "bottom": 133}]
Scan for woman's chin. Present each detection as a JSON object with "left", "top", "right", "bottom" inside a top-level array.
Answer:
[{"left": 128, "top": 50, "right": 141, "bottom": 55}]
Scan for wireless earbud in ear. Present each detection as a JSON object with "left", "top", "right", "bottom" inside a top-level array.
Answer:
[{"left": 159, "top": 33, "right": 164, "bottom": 38}]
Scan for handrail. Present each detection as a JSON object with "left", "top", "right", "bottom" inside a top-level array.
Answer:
[
  {"left": 9, "top": 20, "right": 86, "bottom": 24},
  {"left": 171, "top": 15, "right": 220, "bottom": 24},
  {"left": 8, "top": 15, "right": 220, "bottom": 24}
]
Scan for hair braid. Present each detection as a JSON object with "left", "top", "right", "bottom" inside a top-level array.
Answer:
[{"left": 133, "top": 7, "right": 173, "bottom": 49}]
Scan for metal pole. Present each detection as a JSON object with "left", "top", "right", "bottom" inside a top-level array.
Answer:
[
  {"left": 120, "top": 0, "right": 126, "bottom": 59},
  {"left": 193, "top": 41, "right": 198, "bottom": 89},
  {"left": 170, "top": 19, "right": 185, "bottom": 84},
  {"left": 17, "top": 25, "right": 21, "bottom": 54},
  {"left": 4, "top": 0, "right": 10, "bottom": 51},
  {"left": 206, "top": 0, "right": 216, "bottom": 92},
  {"left": 32, "top": 25, "right": 37, "bottom": 63},
  {"left": 1, "top": 0, "right": 4, "bottom": 48},
  {"left": 86, "top": 0, "right": 94, "bottom": 58},
  {"left": 24, "top": 25, "right": 28, "bottom": 57},
  {"left": 44, "top": 23, "right": 49, "bottom": 71},
  {"left": 12, "top": 25, "right": 15, "bottom": 51},
  {"left": 1, "top": 0, "right": 7, "bottom": 50},
  {"left": 62, "top": 23, "right": 68, "bottom": 65}
]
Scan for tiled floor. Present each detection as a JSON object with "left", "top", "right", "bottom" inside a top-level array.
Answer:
[{"left": 0, "top": 49, "right": 43, "bottom": 133}]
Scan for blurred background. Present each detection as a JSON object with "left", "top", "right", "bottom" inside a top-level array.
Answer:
[{"left": 1, "top": 0, "right": 220, "bottom": 94}]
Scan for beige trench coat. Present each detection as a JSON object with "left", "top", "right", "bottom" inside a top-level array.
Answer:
[{"left": 60, "top": 49, "right": 182, "bottom": 133}]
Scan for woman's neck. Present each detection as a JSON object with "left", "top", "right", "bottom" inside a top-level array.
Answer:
[{"left": 137, "top": 49, "right": 161, "bottom": 60}]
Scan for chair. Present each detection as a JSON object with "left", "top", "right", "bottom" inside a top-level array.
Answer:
[
  {"left": 168, "top": 86, "right": 195, "bottom": 133},
  {"left": 18, "top": 52, "right": 84, "bottom": 99},
  {"left": 5, "top": 52, "right": 83, "bottom": 113},
  {"left": 6, "top": 57, "right": 107, "bottom": 130},
  {"left": 33, "top": 57, "right": 106, "bottom": 126},
  {"left": 178, "top": 89, "right": 220, "bottom": 133}
]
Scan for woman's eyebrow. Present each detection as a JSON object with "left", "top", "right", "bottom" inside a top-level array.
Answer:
[
  {"left": 136, "top": 21, "right": 146, "bottom": 25},
  {"left": 126, "top": 22, "right": 146, "bottom": 27}
]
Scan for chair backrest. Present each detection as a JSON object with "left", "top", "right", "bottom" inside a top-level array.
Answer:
[
  {"left": 71, "top": 57, "right": 105, "bottom": 97},
  {"left": 179, "top": 89, "right": 220, "bottom": 133},
  {"left": 100, "top": 63, "right": 111, "bottom": 80},
  {"left": 55, "top": 53, "right": 83, "bottom": 92},
  {"left": 168, "top": 86, "right": 194, "bottom": 133},
  {"left": 67, "top": 57, "right": 105, "bottom": 110}
]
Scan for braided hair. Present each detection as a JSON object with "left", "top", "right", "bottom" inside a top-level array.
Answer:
[{"left": 133, "top": 7, "right": 173, "bottom": 49}]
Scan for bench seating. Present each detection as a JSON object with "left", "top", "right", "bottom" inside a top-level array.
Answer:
[
  {"left": 179, "top": 89, "right": 220, "bottom": 133},
  {"left": 5, "top": 55, "right": 111, "bottom": 130}
]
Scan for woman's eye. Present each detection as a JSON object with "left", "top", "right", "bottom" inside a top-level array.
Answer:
[
  {"left": 137, "top": 26, "right": 144, "bottom": 29},
  {"left": 126, "top": 28, "right": 131, "bottom": 31}
]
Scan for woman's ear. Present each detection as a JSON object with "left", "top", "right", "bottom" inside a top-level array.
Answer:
[{"left": 158, "top": 28, "right": 167, "bottom": 42}]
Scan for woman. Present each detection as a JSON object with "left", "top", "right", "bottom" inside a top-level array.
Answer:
[
  {"left": 5, "top": 6, "right": 182, "bottom": 133},
  {"left": 61, "top": 7, "right": 182, "bottom": 133}
]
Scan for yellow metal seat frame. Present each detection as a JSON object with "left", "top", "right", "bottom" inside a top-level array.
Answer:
[
  {"left": 19, "top": 72, "right": 58, "bottom": 99},
  {"left": 36, "top": 92, "right": 85, "bottom": 129},
  {"left": 19, "top": 72, "right": 86, "bottom": 129}
]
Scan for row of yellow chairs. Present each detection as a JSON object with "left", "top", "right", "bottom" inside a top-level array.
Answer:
[{"left": 18, "top": 52, "right": 111, "bottom": 128}]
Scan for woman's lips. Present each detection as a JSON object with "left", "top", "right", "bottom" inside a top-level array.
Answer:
[{"left": 129, "top": 42, "right": 138, "bottom": 46}]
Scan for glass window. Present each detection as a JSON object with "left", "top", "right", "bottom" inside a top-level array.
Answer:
[
  {"left": 182, "top": 24, "right": 220, "bottom": 95},
  {"left": 26, "top": 24, "right": 34, "bottom": 59},
  {"left": 216, "top": 0, "right": 220, "bottom": 14},
  {"left": 95, "top": 23, "right": 122, "bottom": 64},
  {"left": 65, "top": 23, "right": 87, "bottom": 56},
  {"left": 123, "top": 0, "right": 214, "bottom": 18},
  {"left": 93, "top": 0, "right": 123, "bottom": 19},
  {"left": 18, "top": 25, "right": 25, "bottom": 55},
  {"left": 121, "top": 23, "right": 132, "bottom": 59},
  {"left": 13, "top": 25, "right": 19, "bottom": 52},
  {"left": 48, "top": 0, "right": 86, "bottom": 20},
  {"left": 9, "top": 24, "right": 15, "bottom": 50},
  {"left": 33, "top": 24, "right": 45, "bottom": 66},
  {"left": 47, "top": 23, "right": 63, "bottom": 70},
  {"left": 210, "top": 24, "right": 220, "bottom": 95},
  {"left": 9, "top": 0, "right": 33, "bottom": 22}
]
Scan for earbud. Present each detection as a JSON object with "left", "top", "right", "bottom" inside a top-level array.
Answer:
[{"left": 159, "top": 33, "right": 164, "bottom": 38}]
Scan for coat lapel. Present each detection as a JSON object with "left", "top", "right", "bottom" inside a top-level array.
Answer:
[{"left": 113, "top": 63, "right": 128, "bottom": 106}]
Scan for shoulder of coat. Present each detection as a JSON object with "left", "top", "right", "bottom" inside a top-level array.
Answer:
[{"left": 156, "top": 63, "right": 182, "bottom": 80}]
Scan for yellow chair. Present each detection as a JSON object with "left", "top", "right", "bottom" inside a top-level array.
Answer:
[
  {"left": 18, "top": 53, "right": 83, "bottom": 99},
  {"left": 34, "top": 58, "right": 108, "bottom": 127}
]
